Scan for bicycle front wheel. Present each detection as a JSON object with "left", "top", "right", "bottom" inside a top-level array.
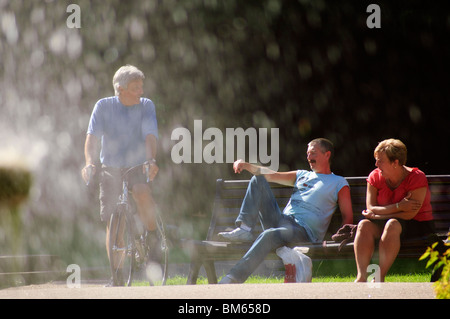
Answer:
[
  {"left": 108, "top": 207, "right": 135, "bottom": 286},
  {"left": 145, "top": 213, "right": 169, "bottom": 286}
]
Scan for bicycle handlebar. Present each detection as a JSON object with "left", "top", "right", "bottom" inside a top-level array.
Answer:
[
  {"left": 84, "top": 162, "right": 154, "bottom": 186},
  {"left": 145, "top": 163, "right": 150, "bottom": 183},
  {"left": 121, "top": 161, "right": 153, "bottom": 183}
]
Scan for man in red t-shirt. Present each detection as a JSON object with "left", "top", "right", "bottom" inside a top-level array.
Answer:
[{"left": 354, "top": 139, "right": 435, "bottom": 282}]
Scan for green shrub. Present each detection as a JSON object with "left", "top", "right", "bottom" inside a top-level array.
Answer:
[
  {"left": 0, "top": 167, "right": 32, "bottom": 207},
  {"left": 420, "top": 238, "right": 450, "bottom": 299}
]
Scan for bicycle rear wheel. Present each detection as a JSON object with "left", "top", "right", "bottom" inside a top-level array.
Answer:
[{"left": 108, "top": 206, "right": 135, "bottom": 286}]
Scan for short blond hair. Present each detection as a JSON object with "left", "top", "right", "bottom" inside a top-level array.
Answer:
[
  {"left": 112, "top": 65, "right": 145, "bottom": 96},
  {"left": 374, "top": 138, "right": 407, "bottom": 166}
]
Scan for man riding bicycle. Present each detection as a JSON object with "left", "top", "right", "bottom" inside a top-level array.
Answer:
[{"left": 81, "top": 65, "right": 159, "bottom": 286}]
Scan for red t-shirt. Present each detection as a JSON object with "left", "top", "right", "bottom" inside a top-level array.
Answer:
[{"left": 367, "top": 168, "right": 433, "bottom": 221}]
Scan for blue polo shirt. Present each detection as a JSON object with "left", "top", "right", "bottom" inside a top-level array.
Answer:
[{"left": 87, "top": 96, "right": 158, "bottom": 167}]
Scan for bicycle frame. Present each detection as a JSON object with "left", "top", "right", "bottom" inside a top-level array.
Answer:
[{"left": 117, "top": 175, "right": 131, "bottom": 226}]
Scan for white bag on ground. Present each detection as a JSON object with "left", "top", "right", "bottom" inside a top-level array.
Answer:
[{"left": 276, "top": 246, "right": 312, "bottom": 283}]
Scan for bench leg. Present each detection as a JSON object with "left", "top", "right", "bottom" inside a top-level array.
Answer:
[
  {"left": 187, "top": 259, "right": 201, "bottom": 285},
  {"left": 204, "top": 260, "right": 218, "bottom": 284}
]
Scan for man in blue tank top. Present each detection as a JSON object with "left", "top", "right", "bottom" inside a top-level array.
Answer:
[{"left": 218, "top": 138, "right": 354, "bottom": 283}]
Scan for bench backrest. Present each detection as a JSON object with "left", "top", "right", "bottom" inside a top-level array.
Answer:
[{"left": 207, "top": 175, "right": 450, "bottom": 241}]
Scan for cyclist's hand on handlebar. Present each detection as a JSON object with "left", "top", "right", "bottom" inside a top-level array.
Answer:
[
  {"left": 82, "top": 164, "right": 96, "bottom": 185},
  {"left": 143, "top": 160, "right": 159, "bottom": 182}
]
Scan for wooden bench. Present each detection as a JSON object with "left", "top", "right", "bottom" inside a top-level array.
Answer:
[{"left": 183, "top": 175, "right": 450, "bottom": 284}]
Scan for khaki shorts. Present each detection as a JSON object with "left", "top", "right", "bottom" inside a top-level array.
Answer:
[{"left": 99, "top": 165, "right": 148, "bottom": 223}]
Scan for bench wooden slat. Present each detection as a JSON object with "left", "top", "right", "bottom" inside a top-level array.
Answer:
[
  {"left": 219, "top": 187, "right": 293, "bottom": 199},
  {"left": 218, "top": 197, "right": 290, "bottom": 208}
]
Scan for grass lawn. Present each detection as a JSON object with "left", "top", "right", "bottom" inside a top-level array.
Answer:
[
  {"left": 135, "top": 272, "right": 431, "bottom": 286},
  {"left": 133, "top": 258, "right": 433, "bottom": 286}
]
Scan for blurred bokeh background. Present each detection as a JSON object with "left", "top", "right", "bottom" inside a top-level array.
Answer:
[{"left": 1, "top": 0, "right": 449, "bottom": 278}]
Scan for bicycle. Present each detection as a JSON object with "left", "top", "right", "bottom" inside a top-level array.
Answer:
[{"left": 103, "top": 163, "right": 168, "bottom": 286}]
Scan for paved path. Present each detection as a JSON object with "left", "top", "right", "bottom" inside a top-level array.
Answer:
[{"left": 0, "top": 282, "right": 436, "bottom": 299}]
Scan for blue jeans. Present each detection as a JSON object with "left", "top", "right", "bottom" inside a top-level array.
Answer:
[{"left": 229, "top": 175, "right": 309, "bottom": 282}]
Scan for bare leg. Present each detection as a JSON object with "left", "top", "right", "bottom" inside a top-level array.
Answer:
[
  {"left": 132, "top": 183, "right": 157, "bottom": 231},
  {"left": 354, "top": 219, "right": 381, "bottom": 282},
  {"left": 378, "top": 219, "right": 402, "bottom": 282}
]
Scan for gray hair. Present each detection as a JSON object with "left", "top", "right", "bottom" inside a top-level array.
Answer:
[
  {"left": 112, "top": 65, "right": 145, "bottom": 96},
  {"left": 308, "top": 138, "right": 334, "bottom": 164}
]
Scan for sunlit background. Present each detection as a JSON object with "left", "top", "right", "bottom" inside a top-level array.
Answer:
[{"left": 1, "top": 0, "right": 449, "bottom": 282}]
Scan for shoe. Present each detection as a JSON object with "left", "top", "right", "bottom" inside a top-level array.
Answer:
[
  {"left": 104, "top": 276, "right": 124, "bottom": 287},
  {"left": 218, "top": 227, "right": 253, "bottom": 242},
  {"left": 104, "top": 278, "right": 114, "bottom": 287},
  {"left": 219, "top": 274, "right": 239, "bottom": 284}
]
